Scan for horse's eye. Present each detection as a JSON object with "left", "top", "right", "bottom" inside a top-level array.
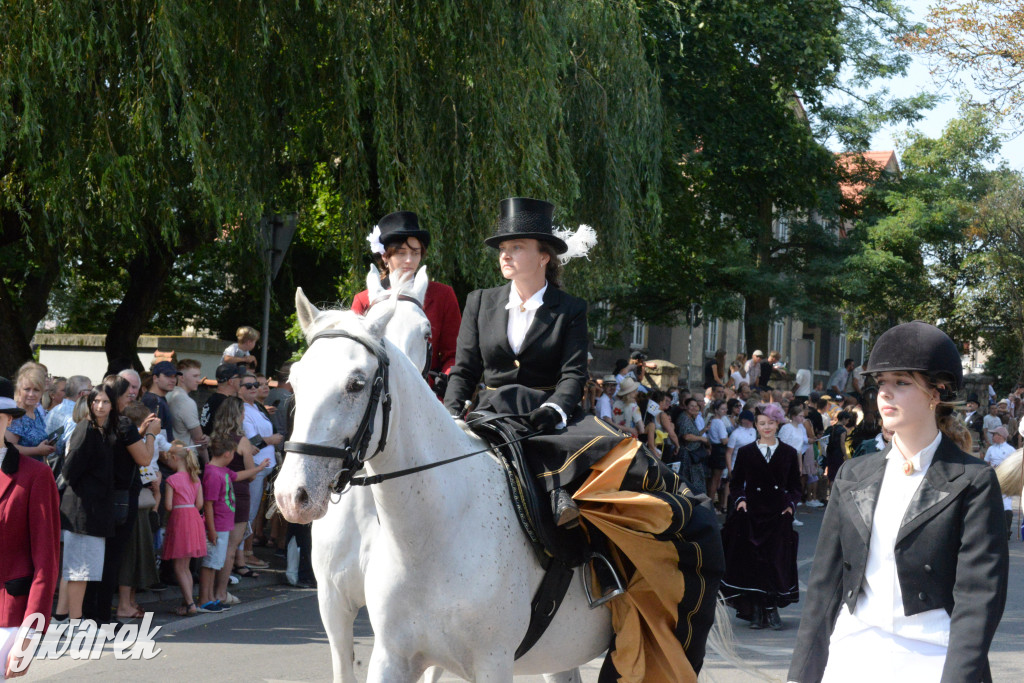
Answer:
[{"left": 346, "top": 378, "right": 366, "bottom": 393}]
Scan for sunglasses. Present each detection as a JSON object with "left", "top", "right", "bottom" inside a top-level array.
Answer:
[{"left": 240, "top": 382, "right": 260, "bottom": 390}]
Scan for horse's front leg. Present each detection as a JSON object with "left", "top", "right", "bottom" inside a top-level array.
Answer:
[{"left": 366, "top": 644, "right": 425, "bottom": 683}]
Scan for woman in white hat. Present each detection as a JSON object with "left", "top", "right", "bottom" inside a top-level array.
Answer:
[{"left": 611, "top": 376, "right": 642, "bottom": 437}]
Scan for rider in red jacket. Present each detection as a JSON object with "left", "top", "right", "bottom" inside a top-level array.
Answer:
[{"left": 351, "top": 211, "right": 461, "bottom": 396}]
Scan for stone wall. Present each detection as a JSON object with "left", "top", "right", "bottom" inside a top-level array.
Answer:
[{"left": 33, "top": 333, "right": 229, "bottom": 383}]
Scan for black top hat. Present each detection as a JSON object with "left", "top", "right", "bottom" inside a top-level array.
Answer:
[
  {"left": 965, "top": 392, "right": 980, "bottom": 405},
  {"left": 0, "top": 377, "right": 26, "bottom": 418},
  {"left": 484, "top": 197, "right": 568, "bottom": 254},
  {"left": 377, "top": 211, "right": 430, "bottom": 250}
]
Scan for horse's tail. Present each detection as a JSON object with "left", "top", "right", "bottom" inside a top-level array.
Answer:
[
  {"left": 700, "top": 595, "right": 779, "bottom": 682},
  {"left": 995, "top": 449, "right": 1024, "bottom": 496}
]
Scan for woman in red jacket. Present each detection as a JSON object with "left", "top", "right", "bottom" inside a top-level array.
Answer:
[
  {"left": 0, "top": 376, "right": 60, "bottom": 679},
  {"left": 351, "top": 211, "right": 461, "bottom": 397}
]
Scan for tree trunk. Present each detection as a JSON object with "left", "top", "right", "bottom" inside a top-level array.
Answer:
[
  {"left": 104, "top": 247, "right": 175, "bottom": 372},
  {"left": 743, "top": 196, "right": 775, "bottom": 354},
  {"left": 0, "top": 279, "right": 36, "bottom": 378},
  {"left": 0, "top": 218, "right": 62, "bottom": 377}
]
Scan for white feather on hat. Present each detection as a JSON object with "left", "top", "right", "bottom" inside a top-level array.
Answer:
[
  {"left": 365, "top": 225, "right": 385, "bottom": 256},
  {"left": 552, "top": 224, "right": 597, "bottom": 264}
]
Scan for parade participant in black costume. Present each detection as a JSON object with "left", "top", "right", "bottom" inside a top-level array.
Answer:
[
  {"left": 720, "top": 402, "right": 801, "bottom": 630},
  {"left": 444, "top": 197, "right": 594, "bottom": 524},
  {"left": 444, "top": 197, "right": 724, "bottom": 681},
  {"left": 788, "top": 321, "right": 1008, "bottom": 682}
]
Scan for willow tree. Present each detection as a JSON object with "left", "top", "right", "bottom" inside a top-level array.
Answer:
[
  {"left": 282, "top": 0, "right": 662, "bottom": 304},
  {"left": 1, "top": 2, "right": 299, "bottom": 372},
  {"left": 9, "top": 2, "right": 661, "bottom": 372}
]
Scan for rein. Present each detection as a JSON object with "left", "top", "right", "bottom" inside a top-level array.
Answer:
[{"left": 348, "top": 427, "right": 541, "bottom": 487}]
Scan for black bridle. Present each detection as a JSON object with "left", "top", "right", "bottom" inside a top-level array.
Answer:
[{"left": 283, "top": 328, "right": 392, "bottom": 491}]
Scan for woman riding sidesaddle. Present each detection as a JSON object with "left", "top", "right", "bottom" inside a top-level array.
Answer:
[{"left": 443, "top": 198, "right": 724, "bottom": 683}]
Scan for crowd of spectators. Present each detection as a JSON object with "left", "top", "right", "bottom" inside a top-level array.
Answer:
[
  {"left": 5, "top": 325, "right": 306, "bottom": 627},
  {"left": 583, "top": 350, "right": 1019, "bottom": 540}
]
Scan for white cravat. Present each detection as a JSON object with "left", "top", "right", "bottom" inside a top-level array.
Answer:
[
  {"left": 504, "top": 282, "right": 567, "bottom": 428},
  {"left": 506, "top": 283, "right": 547, "bottom": 354},
  {"left": 757, "top": 441, "right": 776, "bottom": 463}
]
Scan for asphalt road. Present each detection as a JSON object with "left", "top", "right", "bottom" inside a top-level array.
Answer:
[{"left": 25, "top": 501, "right": 1024, "bottom": 682}]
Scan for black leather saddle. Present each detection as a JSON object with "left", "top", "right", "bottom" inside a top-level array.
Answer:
[{"left": 465, "top": 411, "right": 589, "bottom": 568}]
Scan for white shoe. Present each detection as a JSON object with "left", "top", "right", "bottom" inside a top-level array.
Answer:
[
  {"left": 793, "top": 519, "right": 804, "bottom": 526},
  {"left": 222, "top": 592, "right": 241, "bottom": 606},
  {"left": 796, "top": 502, "right": 803, "bottom": 506},
  {"left": 806, "top": 500, "right": 823, "bottom": 508}
]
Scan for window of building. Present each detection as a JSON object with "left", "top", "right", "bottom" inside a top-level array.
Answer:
[
  {"left": 630, "top": 317, "right": 647, "bottom": 349},
  {"left": 838, "top": 323, "right": 848, "bottom": 364},
  {"left": 593, "top": 301, "right": 610, "bottom": 346},
  {"left": 775, "top": 214, "right": 790, "bottom": 243},
  {"left": 770, "top": 320, "right": 785, "bottom": 352},
  {"left": 704, "top": 317, "right": 720, "bottom": 353}
]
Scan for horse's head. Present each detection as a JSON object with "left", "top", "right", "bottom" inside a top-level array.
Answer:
[
  {"left": 364, "top": 265, "right": 432, "bottom": 379},
  {"left": 275, "top": 272, "right": 433, "bottom": 523}
]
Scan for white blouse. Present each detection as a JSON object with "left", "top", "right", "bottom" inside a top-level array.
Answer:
[{"left": 829, "top": 432, "right": 950, "bottom": 647}]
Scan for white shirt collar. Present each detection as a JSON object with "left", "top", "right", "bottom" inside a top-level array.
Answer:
[
  {"left": 887, "top": 431, "right": 941, "bottom": 475},
  {"left": 506, "top": 283, "right": 547, "bottom": 312}
]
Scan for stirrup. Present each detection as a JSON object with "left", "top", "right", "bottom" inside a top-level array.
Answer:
[{"left": 582, "top": 552, "right": 626, "bottom": 609}]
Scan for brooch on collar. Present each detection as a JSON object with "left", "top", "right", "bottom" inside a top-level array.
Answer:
[{"left": 901, "top": 459, "right": 915, "bottom": 476}]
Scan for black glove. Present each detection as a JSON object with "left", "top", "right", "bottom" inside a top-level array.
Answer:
[
  {"left": 449, "top": 405, "right": 464, "bottom": 420},
  {"left": 527, "top": 406, "right": 561, "bottom": 432},
  {"left": 431, "top": 371, "right": 449, "bottom": 399}
]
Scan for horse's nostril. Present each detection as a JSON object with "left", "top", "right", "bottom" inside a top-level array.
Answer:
[{"left": 297, "top": 487, "right": 309, "bottom": 507}]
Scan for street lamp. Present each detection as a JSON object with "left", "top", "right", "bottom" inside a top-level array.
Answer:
[{"left": 259, "top": 213, "right": 298, "bottom": 375}]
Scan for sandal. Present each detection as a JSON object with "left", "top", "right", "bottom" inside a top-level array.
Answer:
[
  {"left": 116, "top": 608, "right": 144, "bottom": 620},
  {"left": 245, "top": 557, "right": 270, "bottom": 569},
  {"left": 173, "top": 603, "right": 197, "bottom": 617},
  {"left": 234, "top": 565, "right": 260, "bottom": 579}
]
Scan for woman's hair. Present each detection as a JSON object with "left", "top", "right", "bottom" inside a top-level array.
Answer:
[
  {"left": 755, "top": 402, "right": 787, "bottom": 424},
  {"left": 734, "top": 353, "right": 747, "bottom": 366},
  {"left": 86, "top": 382, "right": 121, "bottom": 440},
  {"left": 684, "top": 397, "right": 700, "bottom": 410},
  {"left": 43, "top": 376, "right": 66, "bottom": 409},
  {"left": 14, "top": 366, "right": 46, "bottom": 406},
  {"left": 835, "top": 410, "right": 854, "bottom": 426},
  {"left": 711, "top": 399, "right": 725, "bottom": 414},
  {"left": 786, "top": 402, "right": 804, "bottom": 419},
  {"left": 727, "top": 397, "right": 741, "bottom": 414},
  {"left": 170, "top": 440, "right": 201, "bottom": 483},
  {"left": 714, "top": 349, "right": 726, "bottom": 375},
  {"left": 72, "top": 395, "right": 90, "bottom": 423},
  {"left": 937, "top": 404, "right": 973, "bottom": 452},
  {"left": 649, "top": 389, "right": 665, "bottom": 403},
  {"left": 537, "top": 240, "right": 563, "bottom": 288},
  {"left": 378, "top": 237, "right": 428, "bottom": 278},
  {"left": 210, "top": 396, "right": 245, "bottom": 443},
  {"left": 102, "top": 375, "right": 131, "bottom": 405}
]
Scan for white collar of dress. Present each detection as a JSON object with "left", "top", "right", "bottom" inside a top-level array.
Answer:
[{"left": 506, "top": 283, "right": 547, "bottom": 312}]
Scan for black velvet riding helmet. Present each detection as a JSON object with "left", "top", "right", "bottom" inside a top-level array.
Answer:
[{"left": 863, "top": 321, "right": 963, "bottom": 400}]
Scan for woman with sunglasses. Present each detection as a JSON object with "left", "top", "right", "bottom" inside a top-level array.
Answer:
[{"left": 238, "top": 374, "right": 283, "bottom": 563}]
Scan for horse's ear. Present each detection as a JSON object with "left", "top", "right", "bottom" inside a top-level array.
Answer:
[
  {"left": 366, "top": 264, "right": 385, "bottom": 305},
  {"left": 409, "top": 266, "right": 429, "bottom": 304},
  {"left": 295, "top": 287, "right": 320, "bottom": 335}
]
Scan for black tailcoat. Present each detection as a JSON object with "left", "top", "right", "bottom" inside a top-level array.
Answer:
[
  {"left": 788, "top": 435, "right": 1009, "bottom": 683},
  {"left": 444, "top": 283, "right": 588, "bottom": 418}
]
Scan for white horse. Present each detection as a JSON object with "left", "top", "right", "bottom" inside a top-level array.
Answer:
[
  {"left": 277, "top": 288, "right": 613, "bottom": 682},
  {"left": 305, "top": 269, "right": 582, "bottom": 683}
]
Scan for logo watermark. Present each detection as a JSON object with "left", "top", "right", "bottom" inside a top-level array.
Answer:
[{"left": 7, "top": 613, "right": 162, "bottom": 674}]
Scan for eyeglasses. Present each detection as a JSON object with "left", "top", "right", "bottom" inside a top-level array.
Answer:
[{"left": 240, "top": 382, "right": 259, "bottom": 390}]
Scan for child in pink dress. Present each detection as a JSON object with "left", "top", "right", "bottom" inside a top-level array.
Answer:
[{"left": 162, "top": 443, "right": 206, "bottom": 616}]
